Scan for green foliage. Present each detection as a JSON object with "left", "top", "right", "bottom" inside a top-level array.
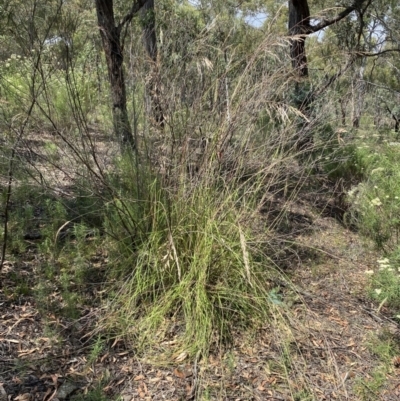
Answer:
[
  {"left": 322, "top": 141, "right": 369, "bottom": 182},
  {"left": 293, "top": 390, "right": 314, "bottom": 401},
  {"left": 70, "top": 383, "right": 110, "bottom": 401},
  {"left": 354, "top": 368, "right": 387, "bottom": 401},
  {"left": 347, "top": 142, "right": 400, "bottom": 250},
  {"left": 0, "top": 50, "right": 100, "bottom": 132},
  {"left": 345, "top": 136, "right": 400, "bottom": 316},
  {"left": 368, "top": 257, "right": 400, "bottom": 314},
  {"left": 87, "top": 335, "right": 105, "bottom": 365},
  {"left": 354, "top": 332, "right": 399, "bottom": 401},
  {"left": 3, "top": 2, "right": 400, "bottom": 398},
  {"left": 102, "top": 159, "right": 278, "bottom": 358}
]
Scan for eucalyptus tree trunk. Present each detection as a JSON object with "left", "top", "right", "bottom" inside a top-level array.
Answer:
[
  {"left": 141, "top": 0, "right": 164, "bottom": 127},
  {"left": 288, "top": 0, "right": 366, "bottom": 79},
  {"left": 287, "top": 0, "right": 368, "bottom": 149},
  {"left": 95, "top": 0, "right": 134, "bottom": 148},
  {"left": 288, "top": 0, "right": 310, "bottom": 79},
  {"left": 352, "top": 58, "right": 366, "bottom": 128}
]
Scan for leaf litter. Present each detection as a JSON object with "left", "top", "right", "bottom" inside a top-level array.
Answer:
[{"left": 1, "top": 183, "right": 400, "bottom": 400}]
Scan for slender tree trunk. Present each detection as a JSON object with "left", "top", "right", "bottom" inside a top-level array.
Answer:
[
  {"left": 387, "top": 108, "right": 400, "bottom": 132},
  {"left": 288, "top": 0, "right": 310, "bottom": 78},
  {"left": 288, "top": 0, "right": 313, "bottom": 150},
  {"left": 340, "top": 99, "right": 346, "bottom": 125},
  {"left": 95, "top": 0, "right": 134, "bottom": 148},
  {"left": 352, "top": 58, "right": 366, "bottom": 128},
  {"left": 288, "top": 0, "right": 314, "bottom": 114},
  {"left": 141, "top": 0, "right": 164, "bottom": 127},
  {"left": 394, "top": 117, "right": 399, "bottom": 132}
]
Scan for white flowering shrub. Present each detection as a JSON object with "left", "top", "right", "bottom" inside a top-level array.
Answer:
[
  {"left": 348, "top": 144, "right": 400, "bottom": 250},
  {"left": 368, "top": 257, "right": 400, "bottom": 317}
]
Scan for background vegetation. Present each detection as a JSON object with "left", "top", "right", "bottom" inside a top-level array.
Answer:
[{"left": 1, "top": 0, "right": 400, "bottom": 399}]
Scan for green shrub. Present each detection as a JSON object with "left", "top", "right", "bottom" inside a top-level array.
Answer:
[
  {"left": 322, "top": 142, "right": 369, "bottom": 182},
  {"left": 368, "top": 257, "right": 400, "bottom": 314},
  {"left": 347, "top": 143, "right": 400, "bottom": 250},
  {"left": 346, "top": 139, "right": 400, "bottom": 316}
]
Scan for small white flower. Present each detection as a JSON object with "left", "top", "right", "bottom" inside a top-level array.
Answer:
[
  {"left": 375, "top": 289, "right": 382, "bottom": 295},
  {"left": 348, "top": 186, "right": 359, "bottom": 198},
  {"left": 365, "top": 270, "right": 374, "bottom": 275},
  {"left": 378, "top": 258, "right": 391, "bottom": 270},
  {"left": 370, "top": 198, "right": 382, "bottom": 206}
]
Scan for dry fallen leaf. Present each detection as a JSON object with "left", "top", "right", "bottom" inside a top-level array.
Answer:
[
  {"left": 138, "top": 382, "right": 148, "bottom": 399},
  {"left": 41, "top": 388, "right": 53, "bottom": 401},
  {"left": 173, "top": 368, "right": 192, "bottom": 379},
  {"left": 173, "top": 368, "right": 186, "bottom": 379},
  {"left": 15, "top": 394, "right": 30, "bottom": 401},
  {"left": 18, "top": 348, "right": 39, "bottom": 356},
  {"left": 0, "top": 385, "right": 7, "bottom": 401},
  {"left": 186, "top": 384, "right": 194, "bottom": 397},
  {"left": 174, "top": 351, "right": 188, "bottom": 362}
]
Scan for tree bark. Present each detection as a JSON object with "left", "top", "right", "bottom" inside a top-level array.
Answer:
[
  {"left": 385, "top": 105, "right": 400, "bottom": 132},
  {"left": 95, "top": 0, "right": 134, "bottom": 148},
  {"left": 352, "top": 58, "right": 366, "bottom": 128},
  {"left": 288, "top": 0, "right": 366, "bottom": 79},
  {"left": 288, "top": 0, "right": 310, "bottom": 78},
  {"left": 287, "top": 0, "right": 367, "bottom": 150},
  {"left": 141, "top": 0, "right": 164, "bottom": 127}
]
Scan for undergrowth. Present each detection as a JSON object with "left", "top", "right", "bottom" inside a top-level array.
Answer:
[{"left": 345, "top": 131, "right": 400, "bottom": 316}]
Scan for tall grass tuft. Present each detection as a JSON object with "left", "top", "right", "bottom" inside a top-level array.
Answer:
[
  {"left": 97, "top": 26, "right": 321, "bottom": 359},
  {"left": 102, "top": 155, "right": 277, "bottom": 357}
]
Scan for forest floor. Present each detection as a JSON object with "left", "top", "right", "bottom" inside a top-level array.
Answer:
[
  {"left": 1, "top": 134, "right": 400, "bottom": 400},
  {"left": 1, "top": 202, "right": 400, "bottom": 401}
]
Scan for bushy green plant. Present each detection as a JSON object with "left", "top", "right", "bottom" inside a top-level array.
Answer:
[
  {"left": 321, "top": 141, "right": 369, "bottom": 182},
  {"left": 347, "top": 143, "right": 400, "bottom": 250},
  {"left": 101, "top": 157, "right": 278, "bottom": 358},
  {"left": 354, "top": 332, "right": 399, "bottom": 401},
  {"left": 368, "top": 257, "right": 400, "bottom": 314},
  {"left": 3, "top": 184, "right": 53, "bottom": 254}
]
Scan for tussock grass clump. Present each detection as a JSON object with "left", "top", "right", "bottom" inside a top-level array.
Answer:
[
  {"left": 103, "top": 166, "right": 276, "bottom": 357},
  {"left": 94, "top": 28, "right": 315, "bottom": 359}
]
